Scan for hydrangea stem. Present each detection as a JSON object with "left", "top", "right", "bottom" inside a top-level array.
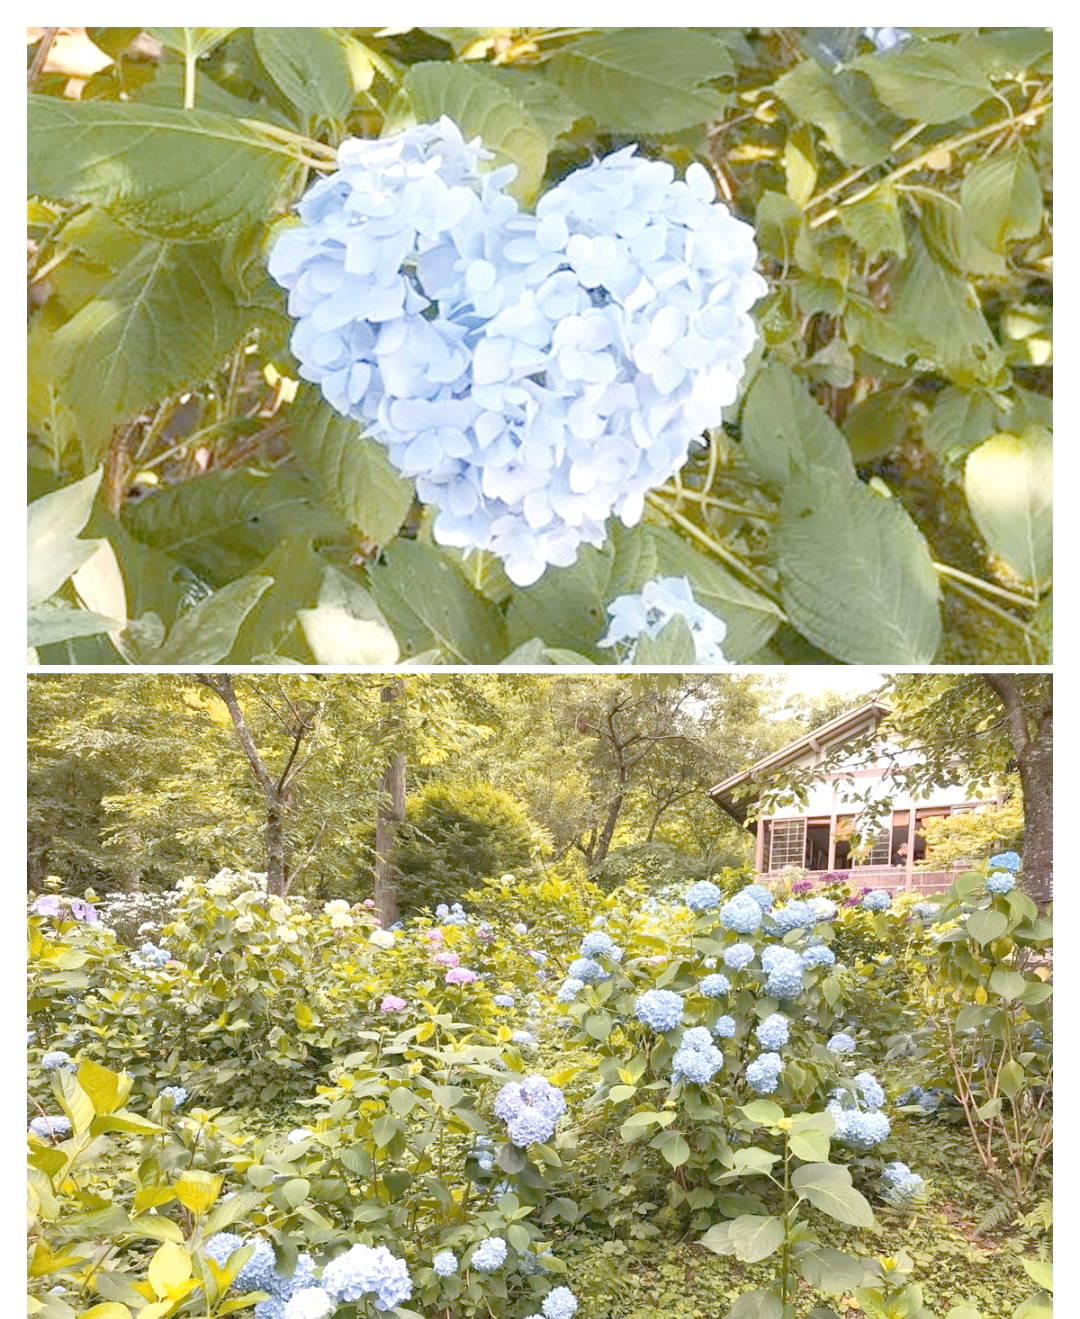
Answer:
[{"left": 645, "top": 494, "right": 776, "bottom": 597}]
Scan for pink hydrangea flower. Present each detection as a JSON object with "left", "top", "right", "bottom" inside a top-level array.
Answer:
[
  {"left": 445, "top": 968, "right": 478, "bottom": 985},
  {"left": 380, "top": 995, "right": 407, "bottom": 1013},
  {"left": 423, "top": 929, "right": 444, "bottom": 943},
  {"left": 364, "top": 899, "right": 376, "bottom": 908},
  {"left": 434, "top": 951, "right": 460, "bottom": 968}
]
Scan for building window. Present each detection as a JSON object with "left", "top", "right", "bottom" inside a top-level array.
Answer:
[
  {"left": 868, "top": 828, "right": 891, "bottom": 865},
  {"left": 769, "top": 819, "right": 806, "bottom": 870}
]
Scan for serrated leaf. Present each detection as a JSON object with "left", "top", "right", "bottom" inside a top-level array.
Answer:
[
  {"left": 254, "top": 28, "right": 355, "bottom": 124},
  {"left": 740, "top": 362, "right": 856, "bottom": 486},
  {"left": 699, "top": 1222, "right": 736, "bottom": 1255},
  {"left": 999, "top": 1059, "right": 1026, "bottom": 1098},
  {"left": 775, "top": 478, "right": 942, "bottom": 662},
  {"left": 287, "top": 389, "right": 413, "bottom": 545},
  {"left": 791, "top": 1162, "right": 877, "bottom": 1228},
  {"left": 54, "top": 1069, "right": 95, "bottom": 1136},
  {"left": 988, "top": 969, "right": 1028, "bottom": 1001},
  {"left": 855, "top": 42, "right": 994, "bottom": 123},
  {"left": 28, "top": 96, "right": 303, "bottom": 242},
  {"left": 739, "top": 1100, "right": 784, "bottom": 1126},
  {"left": 27, "top": 470, "right": 105, "bottom": 607},
  {"left": 965, "top": 909, "right": 1010, "bottom": 946},
  {"left": 367, "top": 539, "right": 507, "bottom": 662},
  {"left": 773, "top": 61, "right": 901, "bottom": 167},
  {"left": 961, "top": 147, "right": 1043, "bottom": 251},
  {"left": 124, "top": 470, "right": 348, "bottom": 584},
  {"left": 127, "top": 1215, "right": 185, "bottom": 1244},
  {"left": 726, "top": 1288, "right": 784, "bottom": 1319},
  {"left": 887, "top": 225, "right": 1006, "bottom": 388},
  {"left": 173, "top": 1170, "right": 223, "bottom": 1217},
  {"left": 788, "top": 1127, "right": 831, "bottom": 1162},
  {"left": 547, "top": 29, "right": 732, "bottom": 134},
  {"left": 76, "top": 1060, "right": 128, "bottom": 1116},
  {"left": 148, "top": 1241, "right": 191, "bottom": 1297},
  {"left": 964, "top": 427, "right": 1052, "bottom": 585},
  {"left": 921, "top": 193, "right": 1007, "bottom": 278},
  {"left": 924, "top": 387, "right": 1000, "bottom": 462},
  {"left": 149, "top": 575, "right": 273, "bottom": 663},
  {"left": 389, "top": 62, "right": 548, "bottom": 203},
  {"left": 838, "top": 187, "right": 906, "bottom": 258},
  {"left": 728, "top": 1215, "right": 784, "bottom": 1263},
  {"left": 653, "top": 1130, "right": 691, "bottom": 1168},
  {"left": 52, "top": 240, "right": 246, "bottom": 455},
  {"left": 798, "top": 1247, "right": 867, "bottom": 1294},
  {"left": 1020, "top": 1258, "right": 1053, "bottom": 1292},
  {"left": 298, "top": 565, "right": 400, "bottom": 664}
]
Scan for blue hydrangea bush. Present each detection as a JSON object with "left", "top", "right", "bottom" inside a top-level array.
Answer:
[{"left": 28, "top": 854, "right": 1050, "bottom": 1317}]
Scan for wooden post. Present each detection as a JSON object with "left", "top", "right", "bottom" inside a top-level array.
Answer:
[
  {"left": 906, "top": 803, "right": 918, "bottom": 890},
  {"left": 755, "top": 816, "right": 765, "bottom": 874},
  {"left": 827, "top": 781, "right": 838, "bottom": 871}
]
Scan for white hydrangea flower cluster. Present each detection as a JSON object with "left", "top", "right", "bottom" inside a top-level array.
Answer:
[
  {"left": 269, "top": 117, "right": 766, "bottom": 586},
  {"left": 599, "top": 576, "right": 732, "bottom": 663}
]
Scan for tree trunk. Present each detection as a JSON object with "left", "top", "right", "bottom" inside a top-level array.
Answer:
[
  {"left": 982, "top": 676, "right": 1052, "bottom": 905},
  {"left": 265, "top": 806, "right": 287, "bottom": 897},
  {"left": 373, "top": 683, "right": 406, "bottom": 926},
  {"left": 593, "top": 793, "right": 624, "bottom": 867},
  {"left": 121, "top": 831, "right": 142, "bottom": 893},
  {"left": 27, "top": 833, "right": 48, "bottom": 894},
  {"left": 1015, "top": 709, "right": 1053, "bottom": 906}
]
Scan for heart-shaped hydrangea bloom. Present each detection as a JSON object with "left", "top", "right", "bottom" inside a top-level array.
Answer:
[{"left": 270, "top": 118, "right": 767, "bottom": 585}]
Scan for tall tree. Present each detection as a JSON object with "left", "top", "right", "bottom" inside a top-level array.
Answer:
[{"left": 193, "top": 674, "right": 331, "bottom": 896}]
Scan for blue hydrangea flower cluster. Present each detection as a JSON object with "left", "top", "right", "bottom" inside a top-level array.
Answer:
[
  {"left": 435, "top": 902, "right": 467, "bottom": 925},
  {"left": 801, "top": 944, "right": 836, "bottom": 969},
  {"left": 634, "top": 988, "right": 684, "bottom": 1031},
  {"left": 699, "top": 973, "right": 731, "bottom": 998},
  {"left": 542, "top": 1286, "right": 579, "bottom": 1319},
  {"left": 828, "top": 1070, "right": 890, "bottom": 1150},
  {"left": 742, "top": 883, "right": 774, "bottom": 911},
  {"left": 579, "top": 930, "right": 616, "bottom": 957},
  {"left": 672, "top": 1025, "right": 725, "bottom": 1085},
  {"left": 684, "top": 880, "right": 722, "bottom": 911},
  {"left": 204, "top": 1235, "right": 318, "bottom": 1313},
  {"left": 41, "top": 1050, "right": 76, "bottom": 1072},
  {"left": 556, "top": 977, "right": 584, "bottom": 1003},
  {"left": 854, "top": 1070, "right": 885, "bottom": 1109},
  {"left": 723, "top": 942, "right": 756, "bottom": 971},
  {"left": 130, "top": 941, "right": 171, "bottom": 969},
  {"left": 494, "top": 1075, "right": 567, "bottom": 1146},
  {"left": 568, "top": 956, "right": 610, "bottom": 984},
  {"left": 880, "top": 1160, "right": 927, "bottom": 1205},
  {"left": 719, "top": 892, "right": 764, "bottom": 934},
  {"left": 911, "top": 903, "right": 937, "bottom": 921},
  {"left": 159, "top": 1086, "right": 187, "bottom": 1108},
  {"left": 599, "top": 577, "right": 731, "bottom": 664},
  {"left": 746, "top": 1052, "right": 784, "bottom": 1094},
  {"left": 986, "top": 872, "right": 1017, "bottom": 895},
  {"left": 862, "top": 890, "right": 891, "bottom": 912},
  {"left": 29, "top": 1115, "right": 72, "bottom": 1139},
  {"left": 769, "top": 900, "right": 816, "bottom": 934},
  {"left": 320, "top": 1243, "right": 412, "bottom": 1309},
  {"left": 988, "top": 851, "right": 1022, "bottom": 873},
  {"left": 712, "top": 1015, "right": 737, "bottom": 1038},
  {"left": 270, "top": 120, "right": 766, "bottom": 586},
  {"left": 760, "top": 946, "right": 804, "bottom": 998},
  {"left": 827, "top": 1032, "right": 856, "bottom": 1054},
  {"left": 471, "top": 1237, "right": 508, "bottom": 1272},
  {"left": 493, "top": 993, "right": 516, "bottom": 1007},
  {"left": 755, "top": 1013, "right": 790, "bottom": 1050},
  {"left": 432, "top": 1249, "right": 458, "bottom": 1277}
]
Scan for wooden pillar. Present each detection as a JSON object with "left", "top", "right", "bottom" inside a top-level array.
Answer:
[
  {"left": 755, "top": 816, "right": 766, "bottom": 874},
  {"left": 827, "top": 781, "right": 838, "bottom": 870},
  {"left": 905, "top": 803, "right": 918, "bottom": 890}
]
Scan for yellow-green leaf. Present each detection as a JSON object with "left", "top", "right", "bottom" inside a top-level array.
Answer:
[
  {"left": 148, "top": 1241, "right": 192, "bottom": 1298},
  {"left": 173, "top": 1171, "right": 223, "bottom": 1218}
]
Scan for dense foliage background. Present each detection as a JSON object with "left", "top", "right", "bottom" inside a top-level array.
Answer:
[{"left": 28, "top": 26, "right": 1051, "bottom": 665}]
